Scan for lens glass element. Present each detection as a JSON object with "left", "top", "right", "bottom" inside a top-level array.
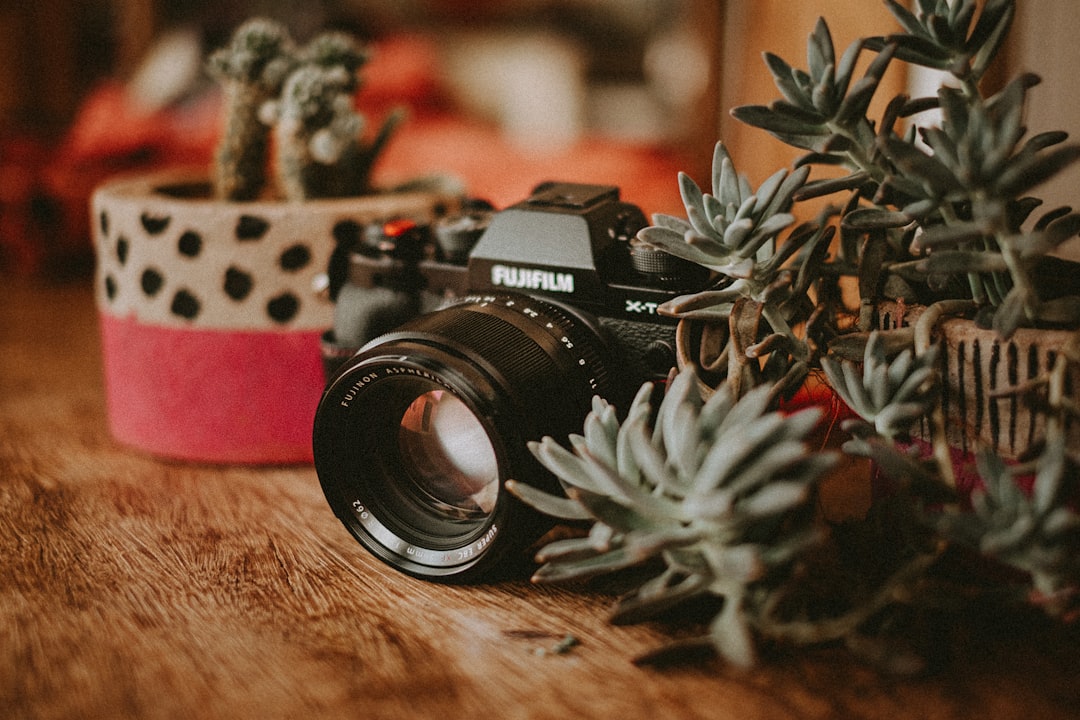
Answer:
[{"left": 398, "top": 390, "right": 499, "bottom": 520}]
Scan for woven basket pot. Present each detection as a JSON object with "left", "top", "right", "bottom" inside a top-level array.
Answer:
[
  {"left": 92, "top": 169, "right": 456, "bottom": 464},
  {"left": 877, "top": 301, "right": 1078, "bottom": 490},
  {"left": 672, "top": 305, "right": 1077, "bottom": 507}
]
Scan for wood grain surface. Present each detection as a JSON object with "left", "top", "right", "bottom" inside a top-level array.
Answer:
[{"left": 2, "top": 277, "right": 1079, "bottom": 720}]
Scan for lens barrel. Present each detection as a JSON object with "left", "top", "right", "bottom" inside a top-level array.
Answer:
[{"left": 312, "top": 293, "right": 614, "bottom": 581}]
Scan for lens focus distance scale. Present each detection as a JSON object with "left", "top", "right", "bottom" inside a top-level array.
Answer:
[{"left": 456, "top": 293, "right": 612, "bottom": 399}]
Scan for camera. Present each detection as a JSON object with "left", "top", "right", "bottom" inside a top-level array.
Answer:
[{"left": 312, "top": 182, "right": 709, "bottom": 582}]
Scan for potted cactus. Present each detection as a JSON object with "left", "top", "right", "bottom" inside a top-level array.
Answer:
[
  {"left": 92, "top": 18, "right": 460, "bottom": 464},
  {"left": 504, "top": 0, "right": 1080, "bottom": 673}
]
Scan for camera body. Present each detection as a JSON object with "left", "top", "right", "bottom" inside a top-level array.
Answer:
[
  {"left": 314, "top": 182, "right": 709, "bottom": 582},
  {"left": 323, "top": 181, "right": 707, "bottom": 385}
]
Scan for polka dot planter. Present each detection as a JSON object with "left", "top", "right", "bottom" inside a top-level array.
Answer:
[{"left": 93, "top": 169, "right": 455, "bottom": 464}]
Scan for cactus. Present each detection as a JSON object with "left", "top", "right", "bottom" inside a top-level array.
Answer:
[
  {"left": 297, "top": 30, "right": 370, "bottom": 86},
  {"left": 272, "top": 65, "right": 359, "bottom": 200},
  {"left": 207, "top": 20, "right": 403, "bottom": 202},
  {"left": 206, "top": 18, "right": 297, "bottom": 201},
  {"left": 270, "top": 62, "right": 404, "bottom": 201}
]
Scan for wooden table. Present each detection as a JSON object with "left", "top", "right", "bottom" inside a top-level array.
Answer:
[{"left": 2, "top": 276, "right": 1078, "bottom": 720}]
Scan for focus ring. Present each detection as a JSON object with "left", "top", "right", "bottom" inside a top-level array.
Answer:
[{"left": 454, "top": 293, "right": 613, "bottom": 402}]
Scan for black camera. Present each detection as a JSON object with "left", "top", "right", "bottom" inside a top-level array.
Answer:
[{"left": 312, "top": 182, "right": 709, "bottom": 582}]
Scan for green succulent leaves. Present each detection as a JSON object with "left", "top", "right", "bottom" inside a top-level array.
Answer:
[
  {"left": 880, "top": 73, "right": 1080, "bottom": 336},
  {"left": 868, "top": 0, "right": 1016, "bottom": 81},
  {"left": 637, "top": 142, "right": 833, "bottom": 326},
  {"left": 940, "top": 356, "right": 1080, "bottom": 617},
  {"left": 731, "top": 0, "right": 1080, "bottom": 339},
  {"left": 962, "top": 442, "right": 1080, "bottom": 603},
  {"left": 504, "top": 0, "right": 1080, "bottom": 672},
  {"left": 822, "top": 331, "right": 940, "bottom": 446},
  {"left": 880, "top": 77, "right": 1080, "bottom": 212},
  {"left": 731, "top": 18, "right": 892, "bottom": 158},
  {"left": 508, "top": 368, "right": 836, "bottom": 667},
  {"left": 636, "top": 142, "right": 833, "bottom": 396},
  {"left": 638, "top": 143, "right": 805, "bottom": 280}
]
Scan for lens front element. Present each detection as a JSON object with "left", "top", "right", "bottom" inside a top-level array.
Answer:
[{"left": 398, "top": 390, "right": 499, "bottom": 518}]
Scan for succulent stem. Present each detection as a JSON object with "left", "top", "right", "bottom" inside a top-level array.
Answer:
[
  {"left": 914, "top": 298, "right": 977, "bottom": 488},
  {"left": 754, "top": 544, "right": 943, "bottom": 645}
]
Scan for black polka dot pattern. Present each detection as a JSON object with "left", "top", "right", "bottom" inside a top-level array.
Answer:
[
  {"left": 267, "top": 293, "right": 300, "bottom": 323},
  {"left": 236, "top": 215, "right": 269, "bottom": 241},
  {"left": 94, "top": 177, "right": 447, "bottom": 330},
  {"left": 224, "top": 267, "right": 254, "bottom": 301},
  {"left": 102, "top": 212, "right": 324, "bottom": 325},
  {"left": 141, "top": 268, "right": 164, "bottom": 297},
  {"left": 279, "top": 244, "right": 311, "bottom": 271},
  {"left": 140, "top": 213, "right": 171, "bottom": 235},
  {"left": 170, "top": 289, "right": 201, "bottom": 320},
  {"left": 177, "top": 231, "right": 203, "bottom": 257}
]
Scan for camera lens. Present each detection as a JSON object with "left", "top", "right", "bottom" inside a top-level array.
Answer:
[{"left": 313, "top": 293, "right": 614, "bottom": 582}]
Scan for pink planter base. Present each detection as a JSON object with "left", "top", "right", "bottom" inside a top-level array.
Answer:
[
  {"left": 100, "top": 313, "right": 324, "bottom": 464},
  {"left": 91, "top": 169, "right": 457, "bottom": 464}
]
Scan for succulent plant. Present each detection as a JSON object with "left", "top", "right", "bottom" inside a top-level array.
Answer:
[
  {"left": 639, "top": 143, "right": 832, "bottom": 316},
  {"left": 822, "top": 330, "right": 939, "bottom": 447},
  {"left": 639, "top": 143, "right": 804, "bottom": 282},
  {"left": 879, "top": 78, "right": 1080, "bottom": 336},
  {"left": 506, "top": 0, "right": 1080, "bottom": 674},
  {"left": 637, "top": 142, "right": 836, "bottom": 398},
  {"left": 507, "top": 367, "right": 837, "bottom": 667},
  {"left": 866, "top": 0, "right": 1014, "bottom": 82},
  {"left": 506, "top": 306, "right": 1076, "bottom": 671},
  {"left": 207, "top": 18, "right": 297, "bottom": 200},
  {"left": 508, "top": 363, "right": 959, "bottom": 673},
  {"left": 938, "top": 351, "right": 1080, "bottom": 620},
  {"left": 729, "top": 0, "right": 1080, "bottom": 340},
  {"left": 730, "top": 17, "right": 894, "bottom": 187},
  {"left": 821, "top": 326, "right": 959, "bottom": 490}
]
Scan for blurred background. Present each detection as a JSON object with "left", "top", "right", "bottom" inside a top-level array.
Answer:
[{"left": 1, "top": 0, "right": 1077, "bottom": 276}]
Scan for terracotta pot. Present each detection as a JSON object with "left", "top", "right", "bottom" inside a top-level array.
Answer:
[
  {"left": 877, "top": 301, "right": 1078, "bottom": 486},
  {"left": 92, "top": 169, "right": 457, "bottom": 464},
  {"left": 673, "top": 302, "right": 1077, "bottom": 500}
]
